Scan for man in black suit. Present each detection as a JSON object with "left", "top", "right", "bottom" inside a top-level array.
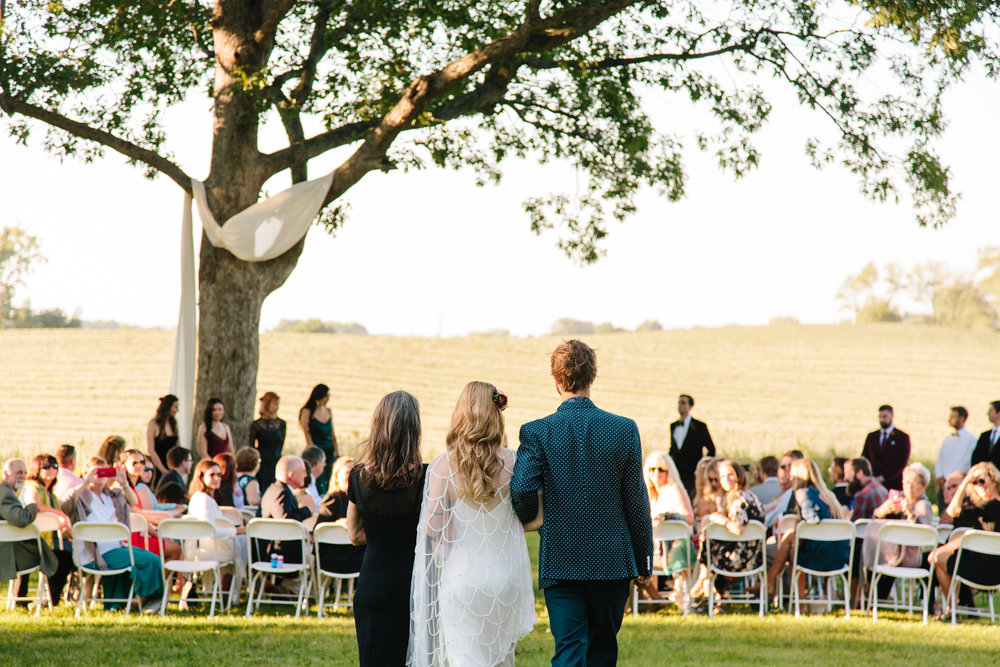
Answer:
[
  {"left": 258, "top": 455, "right": 313, "bottom": 565},
  {"left": 971, "top": 400, "right": 1000, "bottom": 469},
  {"left": 668, "top": 394, "right": 715, "bottom": 496},
  {"left": 861, "top": 404, "right": 910, "bottom": 491}
]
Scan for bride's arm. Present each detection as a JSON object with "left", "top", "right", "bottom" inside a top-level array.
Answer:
[{"left": 522, "top": 490, "right": 543, "bottom": 532}]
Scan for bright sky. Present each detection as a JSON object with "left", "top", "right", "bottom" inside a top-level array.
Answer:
[{"left": 2, "top": 70, "right": 998, "bottom": 337}]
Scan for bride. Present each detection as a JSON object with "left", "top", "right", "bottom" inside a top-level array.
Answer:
[{"left": 408, "top": 381, "right": 538, "bottom": 667}]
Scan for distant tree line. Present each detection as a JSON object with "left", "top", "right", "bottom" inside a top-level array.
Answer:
[
  {"left": 272, "top": 319, "right": 368, "bottom": 334},
  {"left": 837, "top": 247, "right": 1000, "bottom": 329},
  {"left": 549, "top": 318, "right": 663, "bottom": 335}
]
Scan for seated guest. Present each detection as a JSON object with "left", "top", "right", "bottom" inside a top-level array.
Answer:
[
  {"left": 301, "top": 446, "right": 326, "bottom": 510},
  {"left": 17, "top": 455, "right": 75, "bottom": 605},
  {"left": 766, "top": 459, "right": 849, "bottom": 600},
  {"left": 938, "top": 471, "right": 965, "bottom": 527},
  {"left": 61, "top": 457, "right": 163, "bottom": 612},
  {"left": 828, "top": 457, "right": 850, "bottom": 506},
  {"left": 691, "top": 459, "right": 765, "bottom": 602},
  {"left": 763, "top": 450, "right": 805, "bottom": 531},
  {"left": 156, "top": 446, "right": 192, "bottom": 494},
  {"left": 156, "top": 482, "right": 188, "bottom": 507},
  {"left": 750, "top": 456, "right": 782, "bottom": 505},
  {"left": 1, "top": 458, "right": 60, "bottom": 605},
  {"left": 257, "top": 455, "right": 314, "bottom": 565},
  {"left": 315, "top": 456, "right": 365, "bottom": 574},
  {"left": 187, "top": 459, "right": 248, "bottom": 595},
  {"left": 693, "top": 457, "right": 721, "bottom": 524},
  {"left": 53, "top": 444, "right": 84, "bottom": 502},
  {"left": 137, "top": 455, "right": 182, "bottom": 511},
  {"left": 929, "top": 462, "right": 1000, "bottom": 610},
  {"left": 120, "top": 449, "right": 182, "bottom": 559},
  {"left": 641, "top": 451, "right": 695, "bottom": 602},
  {"left": 96, "top": 436, "right": 127, "bottom": 469},
  {"left": 846, "top": 457, "right": 888, "bottom": 520},
  {"left": 213, "top": 452, "right": 240, "bottom": 508},
  {"left": 235, "top": 448, "right": 262, "bottom": 507}
]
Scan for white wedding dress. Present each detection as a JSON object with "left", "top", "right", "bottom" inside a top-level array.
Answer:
[{"left": 408, "top": 449, "right": 536, "bottom": 667}]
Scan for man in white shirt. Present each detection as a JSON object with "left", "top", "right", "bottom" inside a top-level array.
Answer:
[
  {"left": 668, "top": 394, "right": 715, "bottom": 496},
  {"left": 934, "top": 406, "right": 976, "bottom": 510},
  {"left": 52, "top": 444, "right": 84, "bottom": 502}
]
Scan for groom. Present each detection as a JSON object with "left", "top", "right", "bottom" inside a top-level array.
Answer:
[{"left": 512, "top": 340, "right": 653, "bottom": 666}]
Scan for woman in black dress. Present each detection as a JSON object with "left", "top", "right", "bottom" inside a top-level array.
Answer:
[
  {"left": 346, "top": 391, "right": 425, "bottom": 667},
  {"left": 249, "top": 391, "right": 286, "bottom": 492},
  {"left": 145, "top": 394, "right": 179, "bottom": 478},
  {"left": 316, "top": 456, "right": 365, "bottom": 574}
]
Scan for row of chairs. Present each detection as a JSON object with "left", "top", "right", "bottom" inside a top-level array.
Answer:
[
  {"left": 1, "top": 514, "right": 359, "bottom": 619},
  {"left": 634, "top": 518, "right": 1000, "bottom": 625}
]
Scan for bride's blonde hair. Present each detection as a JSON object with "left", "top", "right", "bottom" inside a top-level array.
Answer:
[{"left": 447, "top": 381, "right": 506, "bottom": 503}]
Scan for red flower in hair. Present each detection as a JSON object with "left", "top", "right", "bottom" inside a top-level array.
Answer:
[{"left": 492, "top": 387, "right": 508, "bottom": 411}]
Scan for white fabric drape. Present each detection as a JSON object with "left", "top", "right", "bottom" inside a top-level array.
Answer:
[
  {"left": 171, "top": 173, "right": 335, "bottom": 447},
  {"left": 408, "top": 451, "right": 536, "bottom": 667}
]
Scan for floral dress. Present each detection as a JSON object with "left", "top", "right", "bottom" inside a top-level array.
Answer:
[{"left": 699, "top": 490, "right": 765, "bottom": 572}]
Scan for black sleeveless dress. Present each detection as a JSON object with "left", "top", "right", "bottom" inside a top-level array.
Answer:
[
  {"left": 249, "top": 417, "right": 286, "bottom": 492},
  {"left": 348, "top": 465, "right": 426, "bottom": 666},
  {"left": 153, "top": 431, "right": 178, "bottom": 484}
]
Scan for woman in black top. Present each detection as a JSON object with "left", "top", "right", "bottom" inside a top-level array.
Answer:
[
  {"left": 930, "top": 462, "right": 1000, "bottom": 595},
  {"left": 346, "top": 391, "right": 425, "bottom": 667},
  {"left": 146, "top": 394, "right": 179, "bottom": 479},
  {"left": 316, "top": 456, "right": 365, "bottom": 574},
  {"left": 249, "top": 391, "right": 286, "bottom": 492}
]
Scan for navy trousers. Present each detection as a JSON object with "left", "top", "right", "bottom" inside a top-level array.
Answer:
[{"left": 543, "top": 579, "right": 630, "bottom": 667}]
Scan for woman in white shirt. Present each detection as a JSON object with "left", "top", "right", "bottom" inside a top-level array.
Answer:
[
  {"left": 641, "top": 451, "right": 695, "bottom": 602},
  {"left": 186, "top": 460, "right": 248, "bottom": 594}
]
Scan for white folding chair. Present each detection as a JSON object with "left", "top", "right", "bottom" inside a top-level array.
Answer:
[
  {"left": 245, "top": 519, "right": 312, "bottom": 618},
  {"left": 210, "top": 518, "right": 245, "bottom": 610},
  {"left": 632, "top": 520, "right": 694, "bottom": 617},
  {"left": 157, "top": 519, "right": 221, "bottom": 616},
  {"left": 219, "top": 507, "right": 244, "bottom": 528},
  {"left": 71, "top": 522, "right": 135, "bottom": 617},
  {"left": 853, "top": 518, "right": 872, "bottom": 610},
  {"left": 239, "top": 507, "right": 258, "bottom": 523},
  {"left": 945, "top": 529, "right": 1000, "bottom": 624},
  {"left": 869, "top": 523, "right": 936, "bottom": 624},
  {"left": 791, "top": 520, "right": 855, "bottom": 618},
  {"left": 937, "top": 524, "right": 955, "bottom": 545},
  {"left": 314, "top": 523, "right": 361, "bottom": 617},
  {"left": 130, "top": 512, "right": 150, "bottom": 552},
  {"left": 0, "top": 521, "right": 50, "bottom": 615},
  {"left": 772, "top": 513, "right": 800, "bottom": 610},
  {"left": 33, "top": 513, "right": 65, "bottom": 551},
  {"left": 704, "top": 520, "right": 767, "bottom": 618}
]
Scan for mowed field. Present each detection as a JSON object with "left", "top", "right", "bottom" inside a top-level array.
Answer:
[{"left": 1, "top": 323, "right": 999, "bottom": 466}]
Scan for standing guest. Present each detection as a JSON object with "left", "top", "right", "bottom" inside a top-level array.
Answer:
[
  {"left": 197, "top": 397, "right": 234, "bottom": 461},
  {"left": 213, "top": 452, "right": 241, "bottom": 508},
  {"left": 763, "top": 450, "right": 805, "bottom": 530},
  {"left": 145, "top": 394, "right": 179, "bottom": 477},
  {"left": 938, "top": 471, "right": 965, "bottom": 527},
  {"left": 300, "top": 384, "right": 338, "bottom": 495},
  {"left": 61, "top": 457, "right": 163, "bottom": 612},
  {"left": 511, "top": 340, "right": 652, "bottom": 666},
  {"left": 235, "top": 448, "right": 262, "bottom": 507},
  {"left": 346, "top": 391, "right": 426, "bottom": 667},
  {"left": 690, "top": 459, "right": 765, "bottom": 602},
  {"left": 1, "top": 459, "right": 59, "bottom": 605},
  {"left": 693, "top": 457, "right": 721, "bottom": 523},
  {"left": 315, "top": 457, "right": 365, "bottom": 575},
  {"left": 97, "top": 436, "right": 127, "bottom": 469},
  {"left": 249, "top": 391, "right": 286, "bottom": 492},
  {"left": 766, "top": 459, "right": 849, "bottom": 600},
  {"left": 669, "top": 394, "right": 716, "bottom": 497},
  {"left": 642, "top": 451, "right": 694, "bottom": 602},
  {"left": 156, "top": 446, "right": 192, "bottom": 494},
  {"left": 970, "top": 400, "right": 1000, "bottom": 469},
  {"left": 845, "top": 457, "right": 889, "bottom": 520},
  {"left": 11, "top": 456, "right": 71, "bottom": 606},
  {"left": 258, "top": 455, "right": 315, "bottom": 565},
  {"left": 301, "top": 446, "right": 326, "bottom": 510},
  {"left": 935, "top": 406, "right": 976, "bottom": 510},
  {"left": 861, "top": 405, "right": 911, "bottom": 491},
  {"left": 929, "top": 462, "right": 1000, "bottom": 609},
  {"left": 750, "top": 456, "right": 782, "bottom": 505},
  {"left": 828, "top": 457, "right": 851, "bottom": 507},
  {"left": 53, "top": 444, "right": 84, "bottom": 502}
]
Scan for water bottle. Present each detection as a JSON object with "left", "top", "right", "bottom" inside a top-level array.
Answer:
[{"left": 270, "top": 553, "right": 280, "bottom": 568}]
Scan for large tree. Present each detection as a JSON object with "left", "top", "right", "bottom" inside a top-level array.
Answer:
[{"left": 0, "top": 0, "right": 984, "bottom": 444}]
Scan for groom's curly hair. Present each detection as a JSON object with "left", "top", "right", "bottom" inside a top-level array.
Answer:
[{"left": 551, "top": 340, "right": 597, "bottom": 393}]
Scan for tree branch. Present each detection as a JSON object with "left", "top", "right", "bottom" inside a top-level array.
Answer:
[
  {"left": 522, "top": 43, "right": 753, "bottom": 70},
  {"left": 288, "top": 0, "right": 335, "bottom": 105},
  {"left": 255, "top": 0, "right": 297, "bottom": 44},
  {"left": 0, "top": 94, "right": 192, "bottom": 192}
]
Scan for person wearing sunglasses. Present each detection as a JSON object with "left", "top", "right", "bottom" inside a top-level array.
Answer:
[
  {"left": 930, "top": 462, "right": 1000, "bottom": 605},
  {"left": 187, "top": 459, "right": 248, "bottom": 597},
  {"left": 639, "top": 452, "right": 694, "bottom": 605},
  {"left": 693, "top": 457, "right": 722, "bottom": 525},
  {"left": 17, "top": 454, "right": 74, "bottom": 606}
]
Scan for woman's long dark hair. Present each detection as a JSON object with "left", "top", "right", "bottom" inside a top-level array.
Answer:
[
  {"left": 203, "top": 397, "right": 223, "bottom": 432},
  {"left": 27, "top": 454, "right": 58, "bottom": 491},
  {"left": 358, "top": 390, "right": 422, "bottom": 490},
  {"left": 155, "top": 394, "right": 179, "bottom": 438},
  {"left": 300, "top": 384, "right": 329, "bottom": 420}
]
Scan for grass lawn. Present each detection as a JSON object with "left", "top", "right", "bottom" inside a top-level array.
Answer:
[{"left": 2, "top": 534, "right": 998, "bottom": 665}]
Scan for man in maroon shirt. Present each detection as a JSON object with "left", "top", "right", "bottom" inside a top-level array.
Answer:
[
  {"left": 861, "top": 405, "right": 911, "bottom": 491},
  {"left": 846, "top": 457, "right": 889, "bottom": 519}
]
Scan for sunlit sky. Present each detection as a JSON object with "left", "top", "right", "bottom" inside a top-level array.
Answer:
[{"left": 2, "top": 69, "right": 997, "bottom": 337}]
